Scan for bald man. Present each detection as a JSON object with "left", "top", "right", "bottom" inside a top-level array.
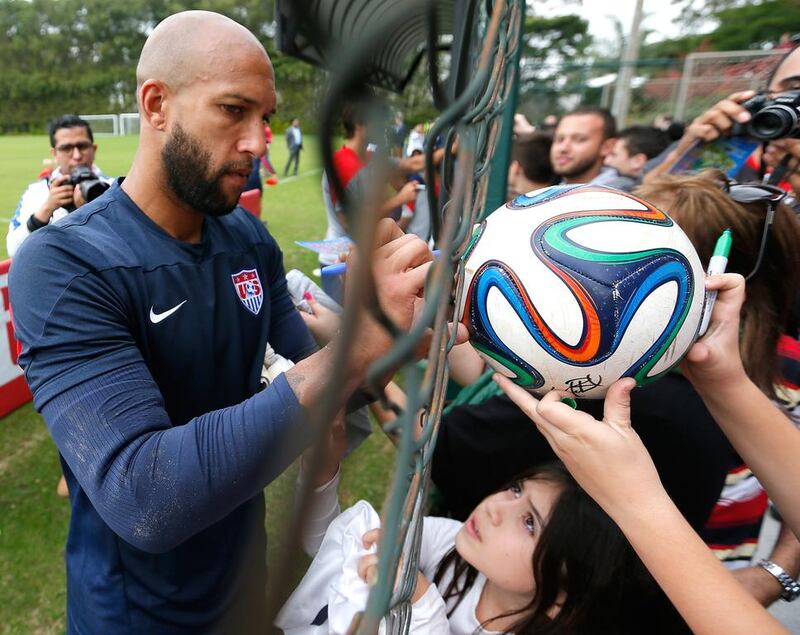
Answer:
[{"left": 9, "top": 11, "right": 435, "bottom": 634}]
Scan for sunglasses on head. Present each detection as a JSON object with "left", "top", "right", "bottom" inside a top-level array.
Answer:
[{"left": 721, "top": 181, "right": 787, "bottom": 281}]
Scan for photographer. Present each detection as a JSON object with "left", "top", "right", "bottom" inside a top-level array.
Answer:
[
  {"left": 639, "top": 43, "right": 800, "bottom": 614},
  {"left": 644, "top": 44, "right": 800, "bottom": 195},
  {"left": 6, "top": 114, "right": 111, "bottom": 258}
]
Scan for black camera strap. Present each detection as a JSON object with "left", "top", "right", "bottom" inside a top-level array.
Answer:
[{"left": 766, "top": 153, "right": 793, "bottom": 186}]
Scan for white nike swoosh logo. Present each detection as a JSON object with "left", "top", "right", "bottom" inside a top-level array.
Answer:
[{"left": 149, "top": 300, "right": 188, "bottom": 324}]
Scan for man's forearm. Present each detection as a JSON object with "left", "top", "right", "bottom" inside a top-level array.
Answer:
[
  {"left": 34, "top": 202, "right": 56, "bottom": 223},
  {"left": 285, "top": 342, "right": 365, "bottom": 410},
  {"left": 732, "top": 523, "right": 800, "bottom": 606},
  {"left": 43, "top": 363, "right": 314, "bottom": 554},
  {"left": 611, "top": 494, "right": 788, "bottom": 635},
  {"left": 770, "top": 522, "right": 800, "bottom": 581},
  {"left": 642, "top": 138, "right": 694, "bottom": 184},
  {"left": 695, "top": 377, "right": 800, "bottom": 538}
]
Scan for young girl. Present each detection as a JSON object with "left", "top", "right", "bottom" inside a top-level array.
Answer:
[
  {"left": 496, "top": 274, "right": 795, "bottom": 635},
  {"left": 278, "top": 461, "right": 680, "bottom": 634},
  {"left": 433, "top": 174, "right": 800, "bottom": 576}
]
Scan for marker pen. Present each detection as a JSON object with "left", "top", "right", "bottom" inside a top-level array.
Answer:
[{"left": 698, "top": 229, "right": 733, "bottom": 337}]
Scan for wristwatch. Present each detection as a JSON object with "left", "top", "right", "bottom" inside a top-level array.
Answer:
[
  {"left": 757, "top": 559, "right": 800, "bottom": 602},
  {"left": 26, "top": 213, "right": 48, "bottom": 232}
]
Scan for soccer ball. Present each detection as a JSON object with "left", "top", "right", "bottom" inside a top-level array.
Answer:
[{"left": 455, "top": 185, "right": 705, "bottom": 398}]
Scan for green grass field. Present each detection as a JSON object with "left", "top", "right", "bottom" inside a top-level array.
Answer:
[{"left": 0, "top": 134, "right": 396, "bottom": 634}]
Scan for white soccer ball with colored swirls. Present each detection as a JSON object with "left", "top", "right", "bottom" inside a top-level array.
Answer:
[{"left": 455, "top": 185, "right": 705, "bottom": 398}]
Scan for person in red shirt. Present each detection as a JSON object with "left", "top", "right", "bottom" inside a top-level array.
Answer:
[{"left": 320, "top": 95, "right": 427, "bottom": 268}]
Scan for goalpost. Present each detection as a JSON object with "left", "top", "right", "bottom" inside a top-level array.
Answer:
[
  {"left": 120, "top": 112, "right": 140, "bottom": 136},
  {"left": 78, "top": 113, "right": 140, "bottom": 135},
  {"left": 79, "top": 114, "right": 119, "bottom": 136}
]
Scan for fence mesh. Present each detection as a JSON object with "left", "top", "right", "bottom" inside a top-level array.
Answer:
[
  {"left": 265, "top": 1, "right": 524, "bottom": 633},
  {"left": 673, "top": 49, "right": 786, "bottom": 122},
  {"left": 519, "top": 48, "right": 785, "bottom": 128}
]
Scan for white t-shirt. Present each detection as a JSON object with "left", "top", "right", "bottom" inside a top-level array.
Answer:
[
  {"left": 278, "top": 468, "right": 502, "bottom": 634},
  {"left": 405, "top": 130, "right": 425, "bottom": 157},
  {"left": 416, "top": 516, "right": 500, "bottom": 634}
]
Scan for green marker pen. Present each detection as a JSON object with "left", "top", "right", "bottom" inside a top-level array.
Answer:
[{"left": 698, "top": 229, "right": 732, "bottom": 337}]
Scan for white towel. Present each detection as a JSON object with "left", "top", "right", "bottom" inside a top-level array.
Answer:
[{"left": 276, "top": 501, "right": 381, "bottom": 635}]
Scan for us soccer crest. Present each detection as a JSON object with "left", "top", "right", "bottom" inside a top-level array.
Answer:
[{"left": 231, "top": 269, "right": 263, "bottom": 315}]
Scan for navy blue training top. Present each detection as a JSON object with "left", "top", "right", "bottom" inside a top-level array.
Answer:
[{"left": 9, "top": 183, "right": 317, "bottom": 634}]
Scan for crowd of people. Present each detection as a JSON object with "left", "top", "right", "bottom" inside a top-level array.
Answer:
[{"left": 5, "top": 8, "right": 800, "bottom": 635}]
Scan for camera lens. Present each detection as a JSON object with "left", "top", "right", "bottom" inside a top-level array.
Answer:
[
  {"left": 750, "top": 106, "right": 799, "bottom": 140},
  {"left": 80, "top": 179, "right": 111, "bottom": 203}
]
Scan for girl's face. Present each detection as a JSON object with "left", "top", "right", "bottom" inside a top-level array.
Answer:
[{"left": 455, "top": 478, "right": 562, "bottom": 595}]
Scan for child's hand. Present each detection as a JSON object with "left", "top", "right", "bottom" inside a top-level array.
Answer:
[
  {"left": 496, "top": 375, "right": 667, "bottom": 518},
  {"left": 357, "top": 528, "right": 381, "bottom": 586},
  {"left": 357, "top": 528, "right": 430, "bottom": 603},
  {"left": 681, "top": 273, "right": 748, "bottom": 395},
  {"left": 298, "top": 292, "right": 340, "bottom": 346}
]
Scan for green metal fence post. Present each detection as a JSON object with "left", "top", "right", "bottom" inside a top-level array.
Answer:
[{"left": 484, "top": 0, "right": 524, "bottom": 215}]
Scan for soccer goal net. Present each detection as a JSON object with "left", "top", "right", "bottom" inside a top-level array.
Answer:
[
  {"left": 79, "top": 114, "right": 119, "bottom": 136},
  {"left": 674, "top": 49, "right": 786, "bottom": 122},
  {"left": 120, "top": 112, "right": 140, "bottom": 136}
]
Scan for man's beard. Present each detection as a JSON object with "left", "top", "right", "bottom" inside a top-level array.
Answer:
[
  {"left": 554, "top": 155, "right": 600, "bottom": 180},
  {"left": 162, "top": 124, "right": 250, "bottom": 217}
]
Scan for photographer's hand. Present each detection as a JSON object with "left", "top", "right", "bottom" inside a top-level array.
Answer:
[
  {"left": 37, "top": 174, "right": 75, "bottom": 222},
  {"left": 73, "top": 184, "right": 87, "bottom": 209},
  {"left": 643, "top": 91, "right": 756, "bottom": 184},
  {"left": 682, "top": 90, "right": 755, "bottom": 146}
]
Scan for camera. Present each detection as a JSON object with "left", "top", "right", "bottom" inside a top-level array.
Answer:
[
  {"left": 735, "top": 90, "right": 800, "bottom": 141},
  {"left": 64, "top": 166, "right": 111, "bottom": 211}
]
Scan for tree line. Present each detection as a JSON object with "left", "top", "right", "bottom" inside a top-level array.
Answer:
[
  {"left": 520, "top": 0, "right": 800, "bottom": 123},
  {"left": 0, "top": 0, "right": 325, "bottom": 133},
  {"left": 2, "top": 0, "right": 798, "bottom": 134}
]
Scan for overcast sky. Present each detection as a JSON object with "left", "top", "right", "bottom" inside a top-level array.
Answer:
[{"left": 536, "top": 0, "right": 692, "bottom": 48}]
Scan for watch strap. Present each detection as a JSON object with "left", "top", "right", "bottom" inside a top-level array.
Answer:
[
  {"left": 26, "top": 213, "right": 48, "bottom": 232},
  {"left": 757, "top": 559, "right": 800, "bottom": 602}
]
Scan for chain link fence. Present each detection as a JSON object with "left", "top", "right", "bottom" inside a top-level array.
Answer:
[
  {"left": 519, "top": 48, "right": 785, "bottom": 128},
  {"left": 672, "top": 49, "right": 785, "bottom": 122},
  {"left": 266, "top": 1, "right": 523, "bottom": 632}
]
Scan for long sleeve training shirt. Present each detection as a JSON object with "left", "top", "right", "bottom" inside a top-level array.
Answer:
[{"left": 9, "top": 183, "right": 317, "bottom": 635}]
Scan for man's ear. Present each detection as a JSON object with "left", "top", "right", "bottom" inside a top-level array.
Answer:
[
  {"left": 139, "top": 79, "right": 170, "bottom": 131},
  {"left": 630, "top": 152, "right": 647, "bottom": 174},
  {"left": 507, "top": 159, "right": 522, "bottom": 189},
  {"left": 600, "top": 137, "right": 617, "bottom": 159}
]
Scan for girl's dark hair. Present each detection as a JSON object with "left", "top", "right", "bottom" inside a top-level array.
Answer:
[{"left": 433, "top": 462, "right": 682, "bottom": 634}]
